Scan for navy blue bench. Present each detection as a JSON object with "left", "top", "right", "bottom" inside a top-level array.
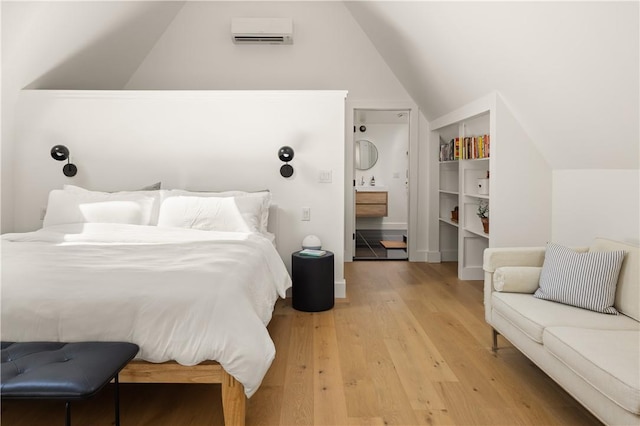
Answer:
[{"left": 1, "top": 341, "right": 139, "bottom": 426}]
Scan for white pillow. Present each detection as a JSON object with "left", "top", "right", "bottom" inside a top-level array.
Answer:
[
  {"left": 43, "top": 190, "right": 155, "bottom": 227},
  {"left": 163, "top": 190, "right": 271, "bottom": 233},
  {"left": 158, "top": 196, "right": 257, "bottom": 232},
  {"left": 63, "top": 184, "right": 164, "bottom": 225}
]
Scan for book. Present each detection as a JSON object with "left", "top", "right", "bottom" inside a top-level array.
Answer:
[{"left": 299, "top": 249, "right": 327, "bottom": 257}]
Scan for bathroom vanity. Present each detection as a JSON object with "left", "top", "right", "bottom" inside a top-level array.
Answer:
[{"left": 355, "top": 188, "right": 388, "bottom": 217}]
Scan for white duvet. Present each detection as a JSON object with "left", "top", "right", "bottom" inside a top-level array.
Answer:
[{"left": 1, "top": 223, "right": 291, "bottom": 397}]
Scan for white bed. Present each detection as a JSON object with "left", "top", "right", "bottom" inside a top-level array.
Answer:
[{"left": 1, "top": 186, "right": 292, "bottom": 424}]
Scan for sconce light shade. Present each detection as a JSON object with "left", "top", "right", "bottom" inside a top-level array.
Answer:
[
  {"left": 51, "top": 145, "right": 69, "bottom": 161},
  {"left": 50, "top": 144, "right": 77, "bottom": 177},
  {"left": 278, "top": 146, "right": 295, "bottom": 178},
  {"left": 278, "top": 146, "right": 294, "bottom": 162}
]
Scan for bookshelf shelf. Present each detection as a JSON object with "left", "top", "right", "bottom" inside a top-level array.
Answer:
[
  {"left": 463, "top": 227, "right": 489, "bottom": 239},
  {"left": 439, "top": 218, "right": 459, "bottom": 228}
]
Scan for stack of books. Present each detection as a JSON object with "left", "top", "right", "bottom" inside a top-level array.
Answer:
[
  {"left": 299, "top": 249, "right": 327, "bottom": 257},
  {"left": 439, "top": 134, "right": 490, "bottom": 162}
]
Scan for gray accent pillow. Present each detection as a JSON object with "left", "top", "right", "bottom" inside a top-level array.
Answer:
[{"left": 534, "top": 243, "right": 625, "bottom": 314}]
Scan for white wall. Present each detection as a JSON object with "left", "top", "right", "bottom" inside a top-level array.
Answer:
[
  {"left": 0, "top": 1, "right": 185, "bottom": 232},
  {"left": 552, "top": 170, "right": 640, "bottom": 247},
  {"left": 124, "top": 1, "right": 410, "bottom": 102},
  {"left": 355, "top": 123, "right": 409, "bottom": 230},
  {"left": 492, "top": 94, "right": 552, "bottom": 248},
  {"left": 12, "top": 90, "right": 348, "bottom": 296},
  {"left": 1, "top": 1, "right": 415, "bottom": 234}
]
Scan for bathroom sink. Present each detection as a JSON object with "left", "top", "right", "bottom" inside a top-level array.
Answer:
[{"left": 355, "top": 186, "right": 387, "bottom": 192}]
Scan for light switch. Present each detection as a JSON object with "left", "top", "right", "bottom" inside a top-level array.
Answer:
[{"left": 302, "top": 207, "right": 310, "bottom": 221}]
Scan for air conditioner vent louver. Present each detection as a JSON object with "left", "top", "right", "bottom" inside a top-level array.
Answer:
[
  {"left": 232, "top": 18, "right": 293, "bottom": 45},
  {"left": 234, "top": 36, "right": 287, "bottom": 44}
]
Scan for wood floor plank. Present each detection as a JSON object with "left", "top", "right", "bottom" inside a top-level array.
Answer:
[
  {"left": 261, "top": 310, "right": 292, "bottom": 387},
  {"left": 383, "top": 292, "right": 458, "bottom": 383},
  {"left": 346, "top": 417, "right": 386, "bottom": 426},
  {"left": 333, "top": 305, "right": 382, "bottom": 419},
  {"left": 313, "top": 311, "right": 349, "bottom": 425},
  {"left": 278, "top": 311, "right": 314, "bottom": 426}
]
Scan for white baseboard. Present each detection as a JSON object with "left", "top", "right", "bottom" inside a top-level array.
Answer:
[
  {"left": 409, "top": 249, "right": 430, "bottom": 262},
  {"left": 426, "top": 250, "right": 442, "bottom": 263},
  {"left": 335, "top": 279, "right": 346, "bottom": 298}
]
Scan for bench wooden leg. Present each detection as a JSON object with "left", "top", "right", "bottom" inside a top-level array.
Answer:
[
  {"left": 492, "top": 328, "right": 499, "bottom": 352},
  {"left": 221, "top": 369, "right": 246, "bottom": 426}
]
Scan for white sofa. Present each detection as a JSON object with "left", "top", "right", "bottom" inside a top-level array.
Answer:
[{"left": 483, "top": 238, "right": 639, "bottom": 425}]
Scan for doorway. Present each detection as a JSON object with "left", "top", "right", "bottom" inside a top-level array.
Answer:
[
  {"left": 352, "top": 108, "right": 410, "bottom": 260},
  {"left": 353, "top": 108, "right": 409, "bottom": 260}
]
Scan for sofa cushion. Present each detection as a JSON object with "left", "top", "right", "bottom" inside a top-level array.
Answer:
[
  {"left": 590, "top": 238, "right": 640, "bottom": 322},
  {"left": 494, "top": 266, "right": 541, "bottom": 293},
  {"left": 543, "top": 327, "right": 640, "bottom": 415},
  {"left": 534, "top": 243, "right": 625, "bottom": 315},
  {"left": 492, "top": 293, "right": 640, "bottom": 343}
]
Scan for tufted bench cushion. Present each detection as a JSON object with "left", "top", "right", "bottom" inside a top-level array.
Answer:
[
  {"left": 1, "top": 341, "right": 138, "bottom": 399},
  {"left": 1, "top": 341, "right": 138, "bottom": 425}
]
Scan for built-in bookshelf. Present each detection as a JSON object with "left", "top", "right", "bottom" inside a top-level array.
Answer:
[
  {"left": 435, "top": 111, "right": 491, "bottom": 279},
  {"left": 430, "top": 92, "right": 552, "bottom": 280}
]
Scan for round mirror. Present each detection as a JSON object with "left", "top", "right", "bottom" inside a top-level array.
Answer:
[{"left": 355, "top": 139, "right": 378, "bottom": 170}]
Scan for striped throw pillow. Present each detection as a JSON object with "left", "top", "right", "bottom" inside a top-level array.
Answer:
[{"left": 534, "top": 243, "right": 625, "bottom": 314}]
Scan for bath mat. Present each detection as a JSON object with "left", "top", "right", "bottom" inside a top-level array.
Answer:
[{"left": 380, "top": 240, "right": 407, "bottom": 249}]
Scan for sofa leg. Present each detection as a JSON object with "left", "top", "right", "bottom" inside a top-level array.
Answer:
[{"left": 492, "top": 328, "right": 499, "bottom": 352}]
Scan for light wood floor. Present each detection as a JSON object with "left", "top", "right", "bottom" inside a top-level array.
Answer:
[{"left": 1, "top": 261, "right": 601, "bottom": 426}]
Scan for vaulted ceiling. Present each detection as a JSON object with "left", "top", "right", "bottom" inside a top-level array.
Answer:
[
  {"left": 345, "top": 1, "right": 639, "bottom": 169},
  {"left": 2, "top": 1, "right": 638, "bottom": 170}
]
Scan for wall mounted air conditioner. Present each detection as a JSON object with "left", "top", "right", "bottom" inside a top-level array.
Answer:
[{"left": 231, "top": 18, "right": 293, "bottom": 45}]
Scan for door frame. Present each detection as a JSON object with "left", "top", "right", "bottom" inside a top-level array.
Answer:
[{"left": 345, "top": 100, "right": 420, "bottom": 261}]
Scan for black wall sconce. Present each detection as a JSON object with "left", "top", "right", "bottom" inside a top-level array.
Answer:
[
  {"left": 50, "top": 145, "right": 77, "bottom": 177},
  {"left": 278, "top": 146, "right": 294, "bottom": 178}
]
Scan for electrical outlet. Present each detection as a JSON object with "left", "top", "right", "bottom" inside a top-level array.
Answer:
[
  {"left": 318, "top": 170, "right": 332, "bottom": 183},
  {"left": 302, "top": 207, "right": 311, "bottom": 221}
]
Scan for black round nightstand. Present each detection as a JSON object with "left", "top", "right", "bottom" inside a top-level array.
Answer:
[{"left": 291, "top": 251, "right": 334, "bottom": 312}]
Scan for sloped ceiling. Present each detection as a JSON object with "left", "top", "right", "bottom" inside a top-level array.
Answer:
[
  {"left": 345, "top": 1, "right": 639, "bottom": 169},
  {"left": 3, "top": 1, "right": 638, "bottom": 170},
  {"left": 2, "top": 1, "right": 184, "bottom": 90}
]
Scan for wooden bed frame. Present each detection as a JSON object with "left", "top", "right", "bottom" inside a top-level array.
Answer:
[
  {"left": 117, "top": 206, "right": 281, "bottom": 425},
  {"left": 119, "top": 360, "right": 246, "bottom": 425}
]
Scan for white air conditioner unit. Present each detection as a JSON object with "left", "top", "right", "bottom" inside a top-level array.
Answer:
[{"left": 231, "top": 18, "right": 293, "bottom": 45}]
